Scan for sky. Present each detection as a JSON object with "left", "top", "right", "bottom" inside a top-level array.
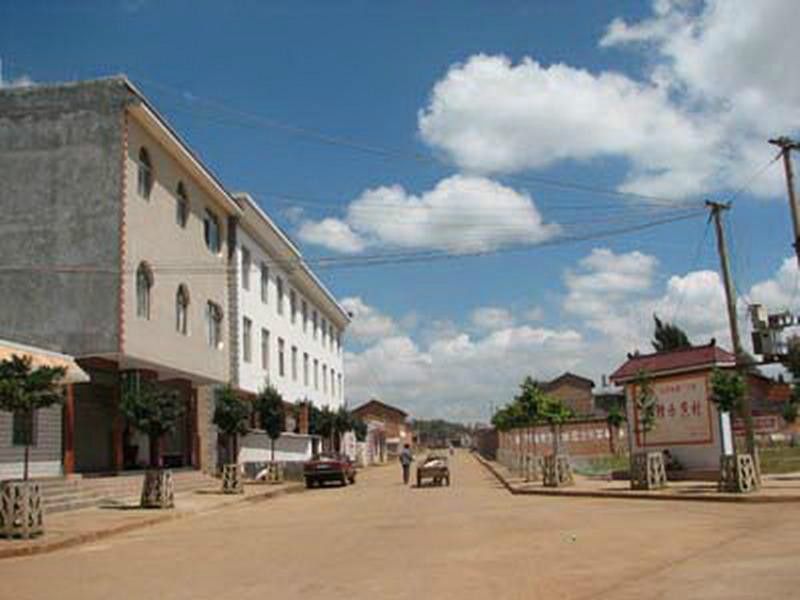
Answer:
[{"left": 2, "top": 0, "right": 800, "bottom": 422}]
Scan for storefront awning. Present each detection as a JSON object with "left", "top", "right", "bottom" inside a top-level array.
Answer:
[{"left": 0, "top": 339, "right": 90, "bottom": 385}]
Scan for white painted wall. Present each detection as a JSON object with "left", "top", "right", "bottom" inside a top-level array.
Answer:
[
  {"left": 238, "top": 431, "right": 317, "bottom": 463},
  {"left": 236, "top": 228, "right": 345, "bottom": 408}
]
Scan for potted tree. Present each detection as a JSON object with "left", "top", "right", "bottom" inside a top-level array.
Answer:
[
  {"left": 255, "top": 383, "right": 285, "bottom": 483},
  {"left": 213, "top": 385, "right": 250, "bottom": 494},
  {"left": 120, "top": 375, "right": 183, "bottom": 508},
  {"left": 710, "top": 368, "right": 757, "bottom": 492},
  {"left": 0, "top": 355, "right": 65, "bottom": 538},
  {"left": 630, "top": 369, "right": 666, "bottom": 490},
  {"left": 539, "top": 395, "right": 574, "bottom": 487},
  {"left": 605, "top": 405, "right": 626, "bottom": 455}
]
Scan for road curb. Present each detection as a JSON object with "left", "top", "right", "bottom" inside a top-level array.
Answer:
[
  {"left": 472, "top": 452, "right": 800, "bottom": 504},
  {"left": 0, "top": 482, "right": 305, "bottom": 561}
]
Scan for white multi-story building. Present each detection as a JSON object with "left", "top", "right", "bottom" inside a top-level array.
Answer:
[{"left": 232, "top": 193, "right": 349, "bottom": 409}]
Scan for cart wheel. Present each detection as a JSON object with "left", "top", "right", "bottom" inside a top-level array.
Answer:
[
  {"left": 446, "top": 475, "right": 451, "bottom": 486},
  {"left": 417, "top": 474, "right": 421, "bottom": 487}
]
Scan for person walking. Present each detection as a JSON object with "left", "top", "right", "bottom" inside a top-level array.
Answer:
[{"left": 399, "top": 443, "right": 414, "bottom": 485}]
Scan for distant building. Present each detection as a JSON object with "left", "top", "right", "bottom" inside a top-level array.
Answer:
[
  {"left": 541, "top": 372, "right": 595, "bottom": 415},
  {"left": 352, "top": 399, "right": 411, "bottom": 458}
]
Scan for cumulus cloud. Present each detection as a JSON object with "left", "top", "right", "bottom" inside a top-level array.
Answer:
[
  {"left": 297, "top": 218, "right": 365, "bottom": 254},
  {"left": 298, "top": 174, "right": 558, "bottom": 254},
  {"left": 418, "top": 1, "right": 794, "bottom": 199},
  {"left": 748, "top": 257, "right": 800, "bottom": 311},
  {"left": 339, "top": 296, "right": 397, "bottom": 341},
  {"left": 470, "top": 307, "right": 515, "bottom": 331}
]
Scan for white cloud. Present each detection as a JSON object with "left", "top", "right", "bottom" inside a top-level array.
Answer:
[
  {"left": 748, "top": 257, "right": 800, "bottom": 312},
  {"left": 339, "top": 297, "right": 397, "bottom": 341},
  {"left": 418, "top": 1, "right": 795, "bottom": 199},
  {"left": 297, "top": 218, "right": 365, "bottom": 254},
  {"left": 470, "top": 306, "right": 515, "bottom": 331},
  {"left": 297, "top": 174, "right": 558, "bottom": 254},
  {"left": 524, "top": 306, "right": 545, "bottom": 322}
]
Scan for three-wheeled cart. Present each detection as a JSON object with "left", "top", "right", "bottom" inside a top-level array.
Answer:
[{"left": 416, "top": 454, "right": 450, "bottom": 487}]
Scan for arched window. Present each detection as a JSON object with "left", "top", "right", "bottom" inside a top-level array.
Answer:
[
  {"left": 136, "top": 262, "right": 153, "bottom": 319},
  {"left": 137, "top": 147, "right": 153, "bottom": 199},
  {"left": 206, "top": 301, "right": 223, "bottom": 349},
  {"left": 176, "top": 284, "right": 190, "bottom": 335},
  {"left": 176, "top": 182, "right": 189, "bottom": 228}
]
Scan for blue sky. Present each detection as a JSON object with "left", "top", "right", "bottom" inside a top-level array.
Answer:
[{"left": 2, "top": 1, "right": 799, "bottom": 421}]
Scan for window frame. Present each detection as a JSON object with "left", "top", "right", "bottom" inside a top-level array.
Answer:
[
  {"left": 176, "top": 182, "right": 189, "bottom": 228},
  {"left": 137, "top": 147, "right": 153, "bottom": 200},
  {"left": 278, "top": 338, "right": 285, "bottom": 377},
  {"left": 136, "top": 263, "right": 153, "bottom": 320},
  {"left": 241, "top": 245, "right": 251, "bottom": 291},
  {"left": 261, "top": 328, "right": 270, "bottom": 372},
  {"left": 176, "top": 284, "right": 190, "bottom": 335},
  {"left": 206, "top": 301, "right": 223, "bottom": 349},
  {"left": 260, "top": 263, "right": 269, "bottom": 304},
  {"left": 243, "top": 316, "right": 253, "bottom": 363},
  {"left": 203, "top": 209, "right": 221, "bottom": 254}
]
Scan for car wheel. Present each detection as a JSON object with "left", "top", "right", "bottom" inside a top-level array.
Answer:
[
  {"left": 341, "top": 475, "right": 349, "bottom": 486},
  {"left": 305, "top": 478, "right": 314, "bottom": 489}
]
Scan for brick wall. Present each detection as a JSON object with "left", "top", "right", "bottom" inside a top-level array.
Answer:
[{"left": 498, "top": 418, "right": 626, "bottom": 458}]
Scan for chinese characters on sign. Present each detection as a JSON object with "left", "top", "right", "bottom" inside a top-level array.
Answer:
[{"left": 636, "top": 375, "right": 713, "bottom": 446}]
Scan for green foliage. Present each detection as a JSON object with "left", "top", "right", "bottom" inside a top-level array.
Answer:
[
  {"left": 255, "top": 383, "right": 285, "bottom": 442},
  {"left": 353, "top": 416, "right": 368, "bottom": 442},
  {"left": 605, "top": 405, "right": 626, "bottom": 429},
  {"left": 709, "top": 368, "right": 745, "bottom": 414},
  {"left": 782, "top": 335, "right": 800, "bottom": 380},
  {"left": 213, "top": 385, "right": 250, "bottom": 438},
  {"left": 120, "top": 376, "right": 183, "bottom": 440},
  {"left": 0, "top": 354, "right": 65, "bottom": 417},
  {"left": 652, "top": 314, "right": 691, "bottom": 352},
  {"left": 782, "top": 401, "right": 798, "bottom": 424},
  {"left": 491, "top": 376, "right": 548, "bottom": 431},
  {"left": 538, "top": 395, "right": 573, "bottom": 426},
  {"left": 633, "top": 369, "right": 657, "bottom": 443}
]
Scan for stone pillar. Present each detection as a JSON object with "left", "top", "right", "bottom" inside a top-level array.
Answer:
[{"left": 62, "top": 384, "right": 75, "bottom": 475}]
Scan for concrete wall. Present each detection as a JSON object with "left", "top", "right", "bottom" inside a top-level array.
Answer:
[
  {"left": 238, "top": 431, "right": 316, "bottom": 463},
  {"left": 0, "top": 406, "right": 63, "bottom": 479},
  {"left": 0, "top": 79, "right": 129, "bottom": 355},
  {"left": 235, "top": 227, "right": 345, "bottom": 406},
  {"left": 122, "top": 113, "right": 230, "bottom": 383}
]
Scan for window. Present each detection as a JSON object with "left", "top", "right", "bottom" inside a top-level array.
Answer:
[
  {"left": 206, "top": 301, "right": 223, "bottom": 349},
  {"left": 137, "top": 147, "right": 153, "bottom": 199},
  {"left": 291, "top": 346, "right": 298, "bottom": 381},
  {"left": 322, "top": 364, "right": 328, "bottom": 393},
  {"left": 338, "top": 374, "right": 343, "bottom": 399},
  {"left": 176, "top": 182, "right": 189, "bottom": 228},
  {"left": 261, "top": 328, "right": 270, "bottom": 371},
  {"left": 321, "top": 319, "right": 327, "bottom": 348},
  {"left": 176, "top": 284, "right": 189, "bottom": 335},
  {"left": 278, "top": 338, "right": 285, "bottom": 377},
  {"left": 314, "top": 359, "right": 319, "bottom": 390},
  {"left": 302, "top": 300, "right": 308, "bottom": 332},
  {"left": 313, "top": 310, "right": 318, "bottom": 339},
  {"left": 241, "top": 246, "right": 251, "bottom": 291},
  {"left": 303, "top": 353, "right": 309, "bottom": 386},
  {"left": 290, "top": 290, "right": 297, "bottom": 324},
  {"left": 276, "top": 277, "right": 284, "bottom": 315},
  {"left": 243, "top": 317, "right": 252, "bottom": 363},
  {"left": 136, "top": 262, "right": 153, "bottom": 320},
  {"left": 12, "top": 410, "right": 35, "bottom": 447},
  {"left": 331, "top": 369, "right": 336, "bottom": 397},
  {"left": 260, "top": 264, "right": 269, "bottom": 303},
  {"left": 204, "top": 209, "right": 221, "bottom": 253}
]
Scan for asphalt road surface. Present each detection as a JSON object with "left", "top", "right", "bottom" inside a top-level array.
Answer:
[{"left": 3, "top": 452, "right": 800, "bottom": 599}]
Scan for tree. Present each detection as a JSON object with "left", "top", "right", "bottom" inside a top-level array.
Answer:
[
  {"left": 255, "top": 383, "right": 285, "bottom": 462},
  {"left": 353, "top": 416, "right": 368, "bottom": 442},
  {"left": 605, "top": 405, "right": 626, "bottom": 454},
  {"left": 633, "top": 369, "right": 657, "bottom": 448},
  {"left": 120, "top": 376, "right": 183, "bottom": 468},
  {"left": 709, "top": 368, "right": 745, "bottom": 456},
  {"left": 539, "top": 395, "right": 573, "bottom": 455},
  {"left": 213, "top": 385, "right": 250, "bottom": 465},
  {"left": 652, "top": 314, "right": 691, "bottom": 352},
  {"left": 0, "top": 355, "right": 65, "bottom": 481}
]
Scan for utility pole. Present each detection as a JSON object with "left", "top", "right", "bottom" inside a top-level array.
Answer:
[
  {"left": 706, "top": 201, "right": 757, "bottom": 464},
  {"left": 768, "top": 137, "right": 800, "bottom": 268}
]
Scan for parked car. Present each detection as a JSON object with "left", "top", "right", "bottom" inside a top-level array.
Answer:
[{"left": 303, "top": 453, "right": 356, "bottom": 488}]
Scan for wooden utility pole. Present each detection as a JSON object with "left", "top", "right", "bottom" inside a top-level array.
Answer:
[
  {"left": 705, "top": 201, "right": 757, "bottom": 462},
  {"left": 768, "top": 137, "right": 800, "bottom": 268}
]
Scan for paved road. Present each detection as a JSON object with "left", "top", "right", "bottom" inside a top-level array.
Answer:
[{"left": 3, "top": 452, "right": 800, "bottom": 599}]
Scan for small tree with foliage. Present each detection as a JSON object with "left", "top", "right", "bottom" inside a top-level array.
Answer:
[
  {"left": 538, "top": 395, "right": 573, "bottom": 455},
  {"left": 0, "top": 355, "right": 65, "bottom": 481},
  {"left": 633, "top": 369, "right": 657, "bottom": 448},
  {"left": 353, "top": 416, "right": 368, "bottom": 442},
  {"left": 255, "top": 383, "right": 285, "bottom": 462},
  {"left": 120, "top": 376, "right": 183, "bottom": 468},
  {"left": 605, "top": 405, "right": 626, "bottom": 455},
  {"left": 652, "top": 314, "right": 691, "bottom": 352},
  {"left": 709, "top": 368, "right": 744, "bottom": 456},
  {"left": 213, "top": 385, "right": 250, "bottom": 465}
]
